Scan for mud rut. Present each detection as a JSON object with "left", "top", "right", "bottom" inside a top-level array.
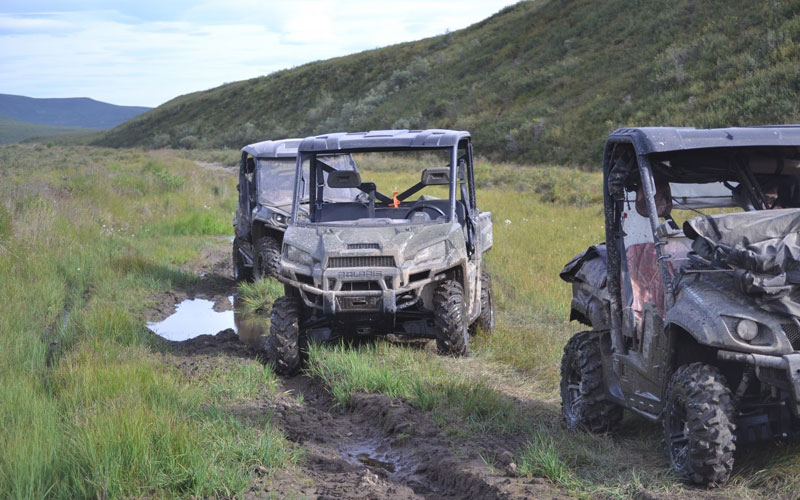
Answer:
[
  {"left": 149, "top": 241, "right": 570, "bottom": 500},
  {"left": 169, "top": 334, "right": 558, "bottom": 500}
]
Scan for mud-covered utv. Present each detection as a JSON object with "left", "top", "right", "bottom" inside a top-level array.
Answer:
[
  {"left": 266, "top": 129, "right": 495, "bottom": 375},
  {"left": 232, "top": 139, "right": 358, "bottom": 280},
  {"left": 560, "top": 126, "right": 800, "bottom": 486}
]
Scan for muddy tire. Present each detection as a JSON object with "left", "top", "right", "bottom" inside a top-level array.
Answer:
[
  {"left": 232, "top": 239, "right": 253, "bottom": 282},
  {"left": 663, "top": 363, "right": 736, "bottom": 487},
  {"left": 265, "top": 295, "right": 304, "bottom": 376},
  {"left": 560, "top": 331, "right": 623, "bottom": 433},
  {"left": 255, "top": 235, "right": 281, "bottom": 279},
  {"left": 469, "top": 270, "right": 495, "bottom": 336},
  {"left": 433, "top": 280, "right": 469, "bottom": 356}
]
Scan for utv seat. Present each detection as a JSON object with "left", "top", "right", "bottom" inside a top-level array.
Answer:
[
  {"left": 316, "top": 202, "right": 370, "bottom": 222},
  {"left": 626, "top": 183, "right": 693, "bottom": 323},
  {"left": 315, "top": 199, "right": 468, "bottom": 224}
]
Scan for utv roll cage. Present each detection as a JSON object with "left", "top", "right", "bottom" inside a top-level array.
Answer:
[
  {"left": 602, "top": 125, "right": 800, "bottom": 357},
  {"left": 289, "top": 129, "right": 476, "bottom": 227}
]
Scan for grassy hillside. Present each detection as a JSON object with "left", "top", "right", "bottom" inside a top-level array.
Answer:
[
  {"left": 96, "top": 0, "right": 800, "bottom": 165},
  {"left": 0, "top": 116, "right": 94, "bottom": 145},
  {"left": 0, "top": 94, "right": 150, "bottom": 129}
]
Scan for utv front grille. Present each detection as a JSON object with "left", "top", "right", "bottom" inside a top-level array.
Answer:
[
  {"left": 338, "top": 296, "right": 381, "bottom": 311},
  {"left": 782, "top": 323, "right": 800, "bottom": 350},
  {"left": 347, "top": 243, "right": 380, "bottom": 250},
  {"left": 328, "top": 256, "right": 395, "bottom": 268}
]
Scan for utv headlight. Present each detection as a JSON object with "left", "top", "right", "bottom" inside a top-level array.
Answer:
[
  {"left": 414, "top": 242, "right": 446, "bottom": 264},
  {"left": 273, "top": 213, "right": 287, "bottom": 225},
  {"left": 284, "top": 245, "right": 313, "bottom": 266},
  {"left": 736, "top": 319, "right": 759, "bottom": 341}
]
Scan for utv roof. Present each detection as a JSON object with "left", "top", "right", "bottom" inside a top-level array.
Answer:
[
  {"left": 608, "top": 125, "right": 800, "bottom": 155},
  {"left": 241, "top": 138, "right": 302, "bottom": 159},
  {"left": 298, "top": 129, "right": 470, "bottom": 153}
]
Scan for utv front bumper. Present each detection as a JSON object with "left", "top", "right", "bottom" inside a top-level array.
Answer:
[
  {"left": 718, "top": 350, "right": 800, "bottom": 416},
  {"left": 278, "top": 259, "right": 442, "bottom": 316}
]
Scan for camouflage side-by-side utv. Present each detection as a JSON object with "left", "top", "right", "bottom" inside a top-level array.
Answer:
[
  {"left": 233, "top": 139, "right": 358, "bottom": 280},
  {"left": 265, "top": 129, "right": 495, "bottom": 374},
  {"left": 560, "top": 126, "right": 800, "bottom": 486}
]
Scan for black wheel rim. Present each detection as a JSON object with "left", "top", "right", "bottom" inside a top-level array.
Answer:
[{"left": 667, "top": 396, "right": 690, "bottom": 471}]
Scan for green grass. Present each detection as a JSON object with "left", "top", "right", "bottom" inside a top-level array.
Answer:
[
  {"left": 238, "top": 279, "right": 285, "bottom": 317},
  {"left": 306, "top": 342, "right": 519, "bottom": 434},
  {"left": 0, "top": 144, "right": 296, "bottom": 499},
  {"left": 96, "top": 0, "right": 800, "bottom": 166},
  {"left": 517, "top": 432, "right": 579, "bottom": 488}
]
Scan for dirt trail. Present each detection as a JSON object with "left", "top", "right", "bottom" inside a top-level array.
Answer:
[
  {"left": 161, "top": 329, "right": 568, "bottom": 499},
  {"left": 146, "top": 239, "right": 573, "bottom": 499}
]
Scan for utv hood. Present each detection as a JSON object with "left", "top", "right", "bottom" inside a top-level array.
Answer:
[
  {"left": 285, "top": 221, "right": 465, "bottom": 265},
  {"left": 685, "top": 209, "right": 800, "bottom": 316}
]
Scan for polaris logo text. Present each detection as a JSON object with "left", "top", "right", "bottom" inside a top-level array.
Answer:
[{"left": 336, "top": 270, "right": 384, "bottom": 279}]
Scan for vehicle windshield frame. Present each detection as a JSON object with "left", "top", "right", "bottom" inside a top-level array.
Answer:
[
  {"left": 289, "top": 144, "right": 468, "bottom": 227},
  {"left": 255, "top": 158, "right": 296, "bottom": 207},
  {"left": 257, "top": 154, "right": 359, "bottom": 208}
]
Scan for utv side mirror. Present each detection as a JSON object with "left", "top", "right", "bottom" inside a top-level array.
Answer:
[
  {"left": 421, "top": 167, "right": 450, "bottom": 186},
  {"left": 327, "top": 170, "right": 362, "bottom": 188}
]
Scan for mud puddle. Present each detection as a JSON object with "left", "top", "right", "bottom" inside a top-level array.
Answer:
[
  {"left": 345, "top": 440, "right": 398, "bottom": 473},
  {"left": 147, "top": 296, "right": 235, "bottom": 341},
  {"left": 341, "top": 438, "right": 404, "bottom": 475}
]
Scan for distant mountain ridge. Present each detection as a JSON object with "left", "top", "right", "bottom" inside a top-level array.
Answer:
[
  {"left": 96, "top": 0, "right": 800, "bottom": 165},
  {"left": 0, "top": 116, "right": 94, "bottom": 145},
  {"left": 0, "top": 94, "right": 151, "bottom": 130}
]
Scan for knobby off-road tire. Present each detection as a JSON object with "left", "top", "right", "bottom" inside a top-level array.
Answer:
[
  {"left": 469, "top": 270, "right": 495, "bottom": 336},
  {"left": 255, "top": 235, "right": 281, "bottom": 279},
  {"left": 560, "top": 331, "right": 623, "bottom": 433},
  {"left": 433, "top": 280, "right": 469, "bottom": 356},
  {"left": 232, "top": 239, "right": 253, "bottom": 282},
  {"left": 265, "top": 295, "right": 304, "bottom": 376},
  {"left": 663, "top": 363, "right": 736, "bottom": 487}
]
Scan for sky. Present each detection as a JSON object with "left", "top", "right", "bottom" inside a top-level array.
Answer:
[{"left": 0, "top": 1, "right": 516, "bottom": 107}]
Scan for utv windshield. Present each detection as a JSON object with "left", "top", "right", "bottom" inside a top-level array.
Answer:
[
  {"left": 295, "top": 147, "right": 473, "bottom": 226},
  {"left": 257, "top": 154, "right": 359, "bottom": 206}
]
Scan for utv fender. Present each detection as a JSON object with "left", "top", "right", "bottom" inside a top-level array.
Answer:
[
  {"left": 251, "top": 221, "right": 284, "bottom": 246},
  {"left": 667, "top": 280, "right": 792, "bottom": 355},
  {"left": 664, "top": 297, "right": 723, "bottom": 348},
  {"left": 560, "top": 244, "right": 607, "bottom": 283},
  {"left": 563, "top": 245, "right": 610, "bottom": 330}
]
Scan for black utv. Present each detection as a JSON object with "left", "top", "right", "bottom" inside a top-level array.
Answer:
[
  {"left": 232, "top": 139, "right": 358, "bottom": 280},
  {"left": 560, "top": 126, "right": 800, "bottom": 486}
]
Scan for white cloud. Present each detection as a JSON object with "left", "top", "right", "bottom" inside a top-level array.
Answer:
[
  {"left": 0, "top": 1, "right": 515, "bottom": 107},
  {"left": 0, "top": 13, "right": 76, "bottom": 33}
]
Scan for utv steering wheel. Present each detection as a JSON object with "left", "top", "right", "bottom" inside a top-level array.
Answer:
[{"left": 405, "top": 204, "right": 446, "bottom": 219}]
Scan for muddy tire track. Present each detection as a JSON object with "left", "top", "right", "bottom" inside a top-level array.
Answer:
[{"left": 254, "top": 373, "right": 569, "bottom": 500}]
